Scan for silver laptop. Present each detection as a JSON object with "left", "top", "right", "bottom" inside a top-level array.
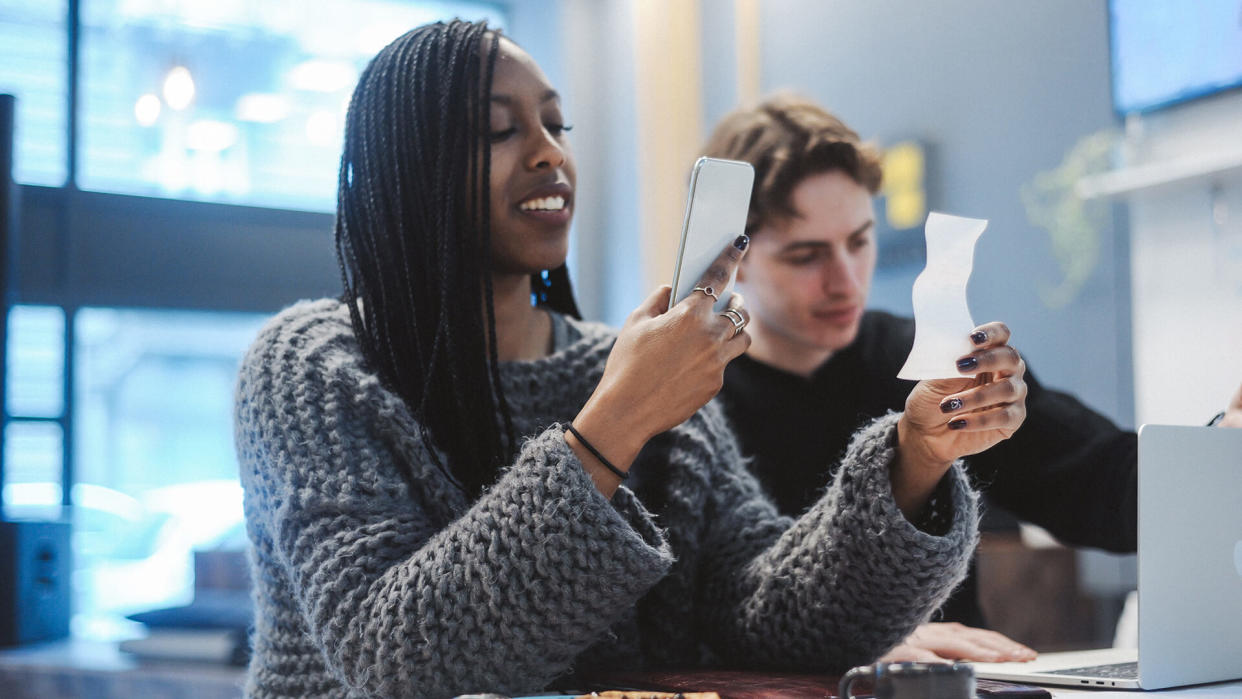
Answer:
[{"left": 973, "top": 424, "right": 1242, "bottom": 690}]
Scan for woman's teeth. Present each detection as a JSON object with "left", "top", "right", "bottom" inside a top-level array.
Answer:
[{"left": 519, "top": 196, "right": 566, "bottom": 211}]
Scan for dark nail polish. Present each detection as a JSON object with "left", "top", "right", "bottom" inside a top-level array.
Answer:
[
  {"left": 956, "top": 356, "right": 978, "bottom": 371},
  {"left": 948, "top": 419, "right": 968, "bottom": 430},
  {"left": 940, "top": 398, "right": 962, "bottom": 413},
  {"left": 971, "top": 331, "right": 987, "bottom": 345},
  {"left": 733, "top": 234, "right": 750, "bottom": 251}
]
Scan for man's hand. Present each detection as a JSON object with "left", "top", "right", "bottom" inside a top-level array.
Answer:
[
  {"left": 878, "top": 622, "right": 1037, "bottom": 663},
  {"left": 1219, "top": 382, "right": 1242, "bottom": 428}
]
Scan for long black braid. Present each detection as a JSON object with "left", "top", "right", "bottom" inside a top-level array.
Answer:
[{"left": 334, "top": 20, "right": 580, "bottom": 496}]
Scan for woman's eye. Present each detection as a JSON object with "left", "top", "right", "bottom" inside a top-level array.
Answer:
[
  {"left": 849, "top": 236, "right": 870, "bottom": 251},
  {"left": 546, "top": 123, "right": 573, "bottom": 136},
  {"left": 489, "top": 127, "right": 517, "bottom": 142}
]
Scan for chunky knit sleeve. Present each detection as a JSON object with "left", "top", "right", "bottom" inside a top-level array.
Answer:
[
  {"left": 235, "top": 303, "right": 674, "bottom": 697},
  {"left": 695, "top": 409, "right": 978, "bottom": 672}
]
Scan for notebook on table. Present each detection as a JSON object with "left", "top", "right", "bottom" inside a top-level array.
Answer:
[{"left": 972, "top": 424, "right": 1242, "bottom": 690}]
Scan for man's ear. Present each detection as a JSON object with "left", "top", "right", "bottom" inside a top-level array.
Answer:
[{"left": 736, "top": 255, "right": 749, "bottom": 283}]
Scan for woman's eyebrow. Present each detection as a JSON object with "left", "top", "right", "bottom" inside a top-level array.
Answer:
[{"left": 490, "top": 89, "right": 561, "bottom": 105}]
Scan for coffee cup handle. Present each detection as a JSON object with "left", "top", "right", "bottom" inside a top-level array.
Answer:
[{"left": 839, "top": 664, "right": 877, "bottom": 699}]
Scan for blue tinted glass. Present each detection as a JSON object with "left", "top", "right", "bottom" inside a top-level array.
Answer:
[
  {"left": 2, "top": 420, "right": 64, "bottom": 492},
  {"left": 0, "top": 0, "right": 69, "bottom": 186},
  {"left": 78, "top": 0, "right": 506, "bottom": 212},
  {"left": 72, "top": 307, "right": 267, "bottom": 635},
  {"left": 5, "top": 304, "right": 66, "bottom": 417}
]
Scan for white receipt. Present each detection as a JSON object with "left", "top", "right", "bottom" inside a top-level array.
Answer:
[{"left": 897, "top": 212, "right": 988, "bottom": 380}]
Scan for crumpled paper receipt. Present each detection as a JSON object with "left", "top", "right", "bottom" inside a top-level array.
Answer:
[{"left": 898, "top": 212, "right": 988, "bottom": 380}]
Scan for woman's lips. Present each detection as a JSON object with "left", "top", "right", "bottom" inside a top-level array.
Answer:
[{"left": 515, "top": 185, "right": 573, "bottom": 225}]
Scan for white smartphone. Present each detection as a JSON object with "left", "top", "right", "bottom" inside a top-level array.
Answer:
[{"left": 668, "top": 157, "right": 756, "bottom": 312}]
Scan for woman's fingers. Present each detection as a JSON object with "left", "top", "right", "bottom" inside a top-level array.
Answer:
[
  {"left": 969, "top": 321, "right": 1011, "bottom": 349},
  {"left": 939, "top": 375, "right": 1027, "bottom": 415},
  {"left": 683, "top": 235, "right": 750, "bottom": 309},
  {"left": 630, "top": 285, "right": 673, "bottom": 322},
  {"left": 714, "top": 293, "right": 752, "bottom": 361},
  {"left": 716, "top": 292, "right": 751, "bottom": 343},
  {"left": 956, "top": 345, "right": 1023, "bottom": 377},
  {"left": 942, "top": 401, "right": 1026, "bottom": 433}
]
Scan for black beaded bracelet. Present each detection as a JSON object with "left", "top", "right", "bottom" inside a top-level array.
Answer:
[
  {"left": 1208, "top": 411, "right": 1227, "bottom": 427},
  {"left": 565, "top": 424, "right": 629, "bottom": 481}
]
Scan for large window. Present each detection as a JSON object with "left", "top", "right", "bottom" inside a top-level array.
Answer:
[
  {"left": 78, "top": 0, "right": 505, "bottom": 212},
  {"left": 1, "top": 0, "right": 509, "bottom": 640},
  {"left": 3, "top": 306, "right": 66, "bottom": 495},
  {"left": 2, "top": 0, "right": 506, "bottom": 208},
  {"left": 71, "top": 308, "right": 267, "bottom": 637},
  {"left": 0, "top": 0, "right": 69, "bottom": 186},
  {"left": 5, "top": 306, "right": 268, "bottom": 638}
]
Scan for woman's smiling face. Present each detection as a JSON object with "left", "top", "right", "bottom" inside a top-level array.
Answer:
[{"left": 486, "top": 37, "right": 577, "bottom": 276}]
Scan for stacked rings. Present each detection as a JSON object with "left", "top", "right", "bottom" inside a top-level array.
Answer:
[{"left": 720, "top": 308, "right": 747, "bottom": 338}]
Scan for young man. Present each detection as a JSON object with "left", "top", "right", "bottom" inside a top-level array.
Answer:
[{"left": 702, "top": 94, "right": 1242, "bottom": 662}]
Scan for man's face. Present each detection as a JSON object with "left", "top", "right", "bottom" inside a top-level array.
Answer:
[{"left": 738, "top": 170, "right": 877, "bottom": 362}]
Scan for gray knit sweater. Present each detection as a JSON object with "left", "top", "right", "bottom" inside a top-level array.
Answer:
[{"left": 234, "top": 299, "right": 979, "bottom": 698}]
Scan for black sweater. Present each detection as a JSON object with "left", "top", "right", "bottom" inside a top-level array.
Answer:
[{"left": 720, "top": 310, "right": 1137, "bottom": 627}]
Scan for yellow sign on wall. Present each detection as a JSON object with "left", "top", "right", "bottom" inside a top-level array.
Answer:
[{"left": 881, "top": 141, "right": 926, "bottom": 231}]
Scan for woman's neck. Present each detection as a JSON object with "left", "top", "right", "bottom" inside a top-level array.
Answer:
[{"left": 489, "top": 272, "right": 553, "bottom": 362}]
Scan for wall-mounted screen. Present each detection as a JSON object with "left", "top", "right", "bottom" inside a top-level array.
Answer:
[{"left": 1111, "top": 0, "right": 1242, "bottom": 114}]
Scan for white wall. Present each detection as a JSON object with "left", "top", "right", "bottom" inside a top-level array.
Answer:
[
  {"left": 1120, "top": 90, "right": 1242, "bottom": 425},
  {"left": 755, "top": 0, "right": 1135, "bottom": 427}
]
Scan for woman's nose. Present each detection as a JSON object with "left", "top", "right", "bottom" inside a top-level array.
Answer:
[{"left": 526, "top": 128, "right": 566, "bottom": 170}]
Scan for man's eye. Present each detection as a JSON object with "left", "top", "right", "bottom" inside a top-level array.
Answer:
[
  {"left": 849, "top": 236, "right": 870, "bottom": 251},
  {"left": 489, "top": 127, "right": 516, "bottom": 142},
  {"left": 785, "top": 254, "right": 818, "bottom": 266}
]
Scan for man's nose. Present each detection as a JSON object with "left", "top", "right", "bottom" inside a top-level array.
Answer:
[{"left": 820, "top": 252, "right": 860, "bottom": 296}]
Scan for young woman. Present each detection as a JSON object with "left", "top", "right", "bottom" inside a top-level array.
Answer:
[{"left": 235, "top": 21, "right": 1028, "bottom": 698}]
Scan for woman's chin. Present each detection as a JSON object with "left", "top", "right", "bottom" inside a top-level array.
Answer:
[{"left": 492, "top": 240, "right": 570, "bottom": 276}]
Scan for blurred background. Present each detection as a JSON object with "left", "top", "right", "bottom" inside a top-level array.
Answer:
[{"left": 0, "top": 0, "right": 1239, "bottom": 684}]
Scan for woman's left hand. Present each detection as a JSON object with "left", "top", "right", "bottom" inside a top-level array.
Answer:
[{"left": 892, "top": 322, "right": 1028, "bottom": 518}]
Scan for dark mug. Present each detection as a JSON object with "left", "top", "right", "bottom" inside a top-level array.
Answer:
[{"left": 839, "top": 661, "right": 975, "bottom": 699}]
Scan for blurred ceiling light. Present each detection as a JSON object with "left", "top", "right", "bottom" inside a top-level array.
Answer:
[
  {"left": 186, "top": 120, "right": 239, "bottom": 152},
  {"left": 134, "top": 94, "right": 162, "bottom": 126},
  {"left": 235, "top": 93, "right": 291, "bottom": 123},
  {"left": 305, "top": 110, "right": 339, "bottom": 147},
  {"left": 163, "top": 66, "right": 196, "bottom": 111},
  {"left": 288, "top": 59, "right": 356, "bottom": 93}
]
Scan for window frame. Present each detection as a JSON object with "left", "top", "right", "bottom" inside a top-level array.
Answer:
[{"left": 3, "top": 0, "right": 388, "bottom": 506}]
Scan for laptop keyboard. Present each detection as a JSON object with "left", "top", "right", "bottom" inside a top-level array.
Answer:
[{"left": 1043, "top": 662, "right": 1139, "bottom": 680}]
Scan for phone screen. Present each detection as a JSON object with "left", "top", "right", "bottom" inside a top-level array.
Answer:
[{"left": 668, "top": 157, "right": 755, "bottom": 312}]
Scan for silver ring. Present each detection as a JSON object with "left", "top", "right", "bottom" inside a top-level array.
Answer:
[
  {"left": 720, "top": 308, "right": 747, "bottom": 338},
  {"left": 692, "top": 286, "right": 719, "bottom": 302}
]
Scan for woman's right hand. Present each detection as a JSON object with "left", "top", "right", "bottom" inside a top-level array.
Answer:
[{"left": 567, "top": 235, "right": 752, "bottom": 492}]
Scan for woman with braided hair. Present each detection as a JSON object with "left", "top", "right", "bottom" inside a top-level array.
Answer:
[{"left": 234, "top": 19, "right": 1028, "bottom": 697}]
